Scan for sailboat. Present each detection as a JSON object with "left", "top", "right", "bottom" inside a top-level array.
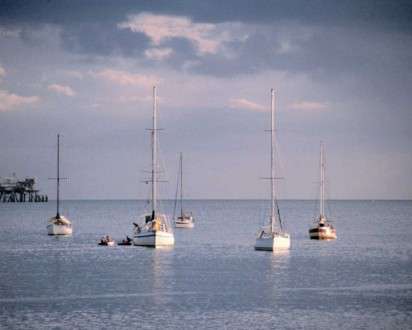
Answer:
[
  {"left": 174, "top": 153, "right": 194, "bottom": 228},
  {"left": 255, "top": 89, "right": 290, "bottom": 251},
  {"left": 47, "top": 134, "right": 73, "bottom": 235},
  {"left": 133, "top": 86, "right": 175, "bottom": 247},
  {"left": 309, "top": 142, "right": 337, "bottom": 240}
]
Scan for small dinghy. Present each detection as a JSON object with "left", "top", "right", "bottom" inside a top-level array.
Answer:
[
  {"left": 98, "top": 235, "right": 116, "bottom": 246},
  {"left": 118, "top": 236, "right": 133, "bottom": 246}
]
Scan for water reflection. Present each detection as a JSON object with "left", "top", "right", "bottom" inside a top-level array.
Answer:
[
  {"left": 267, "top": 249, "right": 291, "bottom": 303},
  {"left": 149, "top": 248, "right": 175, "bottom": 306},
  {"left": 268, "top": 248, "right": 290, "bottom": 275},
  {"left": 271, "top": 248, "right": 291, "bottom": 257},
  {"left": 51, "top": 250, "right": 63, "bottom": 295}
]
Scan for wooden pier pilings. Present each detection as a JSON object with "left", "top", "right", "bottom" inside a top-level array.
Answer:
[{"left": 0, "top": 176, "right": 48, "bottom": 203}]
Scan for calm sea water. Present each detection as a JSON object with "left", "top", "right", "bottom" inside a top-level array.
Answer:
[{"left": 0, "top": 200, "right": 411, "bottom": 329}]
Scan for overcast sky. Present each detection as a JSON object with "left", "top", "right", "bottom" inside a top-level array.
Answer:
[{"left": 0, "top": 0, "right": 411, "bottom": 199}]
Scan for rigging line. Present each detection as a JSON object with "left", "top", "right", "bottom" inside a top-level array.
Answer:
[
  {"left": 312, "top": 181, "right": 319, "bottom": 222},
  {"left": 56, "top": 134, "right": 59, "bottom": 217},
  {"left": 275, "top": 198, "right": 283, "bottom": 231},
  {"left": 314, "top": 146, "right": 323, "bottom": 219},
  {"left": 157, "top": 140, "right": 168, "bottom": 177},
  {"left": 313, "top": 160, "right": 321, "bottom": 220},
  {"left": 153, "top": 133, "right": 171, "bottom": 218},
  {"left": 325, "top": 179, "right": 334, "bottom": 221},
  {"left": 172, "top": 155, "right": 180, "bottom": 221},
  {"left": 272, "top": 133, "right": 284, "bottom": 232},
  {"left": 321, "top": 144, "right": 333, "bottom": 221},
  {"left": 156, "top": 140, "right": 170, "bottom": 215},
  {"left": 145, "top": 177, "right": 151, "bottom": 208},
  {"left": 180, "top": 153, "right": 183, "bottom": 217}
]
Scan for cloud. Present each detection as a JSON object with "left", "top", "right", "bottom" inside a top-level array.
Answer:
[
  {"left": 118, "top": 13, "right": 228, "bottom": 55},
  {"left": 1, "top": 1, "right": 411, "bottom": 34},
  {"left": 228, "top": 98, "right": 266, "bottom": 112},
  {"left": 60, "top": 22, "right": 150, "bottom": 57},
  {"left": 0, "top": 90, "right": 40, "bottom": 112},
  {"left": 144, "top": 47, "right": 173, "bottom": 60},
  {"left": 289, "top": 101, "right": 328, "bottom": 111},
  {"left": 95, "top": 69, "right": 160, "bottom": 87},
  {"left": 48, "top": 84, "right": 76, "bottom": 96}
]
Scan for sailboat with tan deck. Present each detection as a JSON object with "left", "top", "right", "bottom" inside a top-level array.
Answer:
[
  {"left": 174, "top": 153, "right": 194, "bottom": 228},
  {"left": 309, "top": 142, "right": 337, "bottom": 240},
  {"left": 133, "top": 86, "right": 175, "bottom": 247}
]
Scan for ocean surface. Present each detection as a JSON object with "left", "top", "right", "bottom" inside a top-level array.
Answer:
[{"left": 0, "top": 200, "right": 411, "bottom": 329}]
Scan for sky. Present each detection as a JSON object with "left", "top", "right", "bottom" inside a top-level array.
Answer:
[{"left": 0, "top": 0, "right": 411, "bottom": 200}]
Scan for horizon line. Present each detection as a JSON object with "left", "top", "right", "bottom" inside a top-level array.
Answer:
[{"left": 44, "top": 198, "right": 412, "bottom": 202}]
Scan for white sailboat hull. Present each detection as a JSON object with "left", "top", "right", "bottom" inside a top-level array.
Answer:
[
  {"left": 47, "top": 223, "right": 72, "bottom": 235},
  {"left": 175, "top": 221, "right": 194, "bottom": 228},
  {"left": 133, "top": 230, "right": 175, "bottom": 247},
  {"left": 175, "top": 216, "right": 194, "bottom": 228},
  {"left": 255, "top": 233, "right": 290, "bottom": 251}
]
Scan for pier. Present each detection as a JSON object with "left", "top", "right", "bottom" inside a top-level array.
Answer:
[{"left": 0, "top": 174, "right": 48, "bottom": 203}]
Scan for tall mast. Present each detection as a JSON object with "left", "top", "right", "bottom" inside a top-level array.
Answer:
[
  {"left": 270, "top": 89, "right": 276, "bottom": 233},
  {"left": 151, "top": 86, "right": 157, "bottom": 217},
  {"left": 320, "top": 141, "right": 325, "bottom": 218},
  {"left": 180, "top": 152, "right": 183, "bottom": 217},
  {"left": 56, "top": 134, "right": 60, "bottom": 218}
]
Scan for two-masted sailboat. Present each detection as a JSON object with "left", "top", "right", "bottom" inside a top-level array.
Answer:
[
  {"left": 309, "top": 142, "right": 337, "bottom": 240},
  {"left": 47, "top": 134, "right": 73, "bottom": 235},
  {"left": 133, "top": 86, "right": 175, "bottom": 247},
  {"left": 255, "top": 89, "right": 290, "bottom": 251},
  {"left": 174, "top": 153, "right": 195, "bottom": 228}
]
